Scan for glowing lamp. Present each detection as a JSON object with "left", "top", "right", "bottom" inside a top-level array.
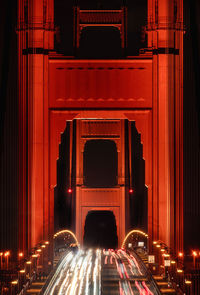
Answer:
[
  {"left": 26, "top": 261, "right": 32, "bottom": 264},
  {"left": 0, "top": 252, "right": 3, "bottom": 256},
  {"left": 41, "top": 245, "right": 46, "bottom": 248},
  {"left": 36, "top": 249, "right": 42, "bottom": 252},
  {"left": 68, "top": 188, "right": 72, "bottom": 193},
  {"left": 177, "top": 269, "right": 183, "bottom": 273},
  {"left": 19, "top": 269, "right": 25, "bottom": 273},
  {"left": 11, "top": 281, "right": 18, "bottom": 285},
  {"left": 163, "top": 254, "right": 170, "bottom": 258},
  {"left": 153, "top": 241, "right": 157, "bottom": 245},
  {"left": 32, "top": 254, "right": 38, "bottom": 258},
  {"left": 156, "top": 245, "right": 161, "bottom": 248},
  {"left": 171, "top": 260, "right": 176, "bottom": 264},
  {"left": 185, "top": 280, "right": 192, "bottom": 285},
  {"left": 129, "top": 189, "right": 134, "bottom": 194},
  {"left": 18, "top": 252, "right": 23, "bottom": 257},
  {"left": 192, "top": 251, "right": 197, "bottom": 257},
  {"left": 45, "top": 241, "right": 49, "bottom": 245},
  {"left": 178, "top": 252, "right": 183, "bottom": 257}
]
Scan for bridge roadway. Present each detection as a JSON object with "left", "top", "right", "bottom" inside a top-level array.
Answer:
[{"left": 42, "top": 248, "right": 161, "bottom": 295}]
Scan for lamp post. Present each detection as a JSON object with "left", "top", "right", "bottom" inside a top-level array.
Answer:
[
  {"left": 185, "top": 279, "right": 192, "bottom": 294},
  {"left": 10, "top": 281, "right": 18, "bottom": 295},
  {"left": 0, "top": 252, "right": 3, "bottom": 269},
  {"left": 26, "top": 261, "right": 32, "bottom": 278},
  {"left": 4, "top": 251, "right": 10, "bottom": 270},
  {"left": 19, "top": 269, "right": 26, "bottom": 290},
  {"left": 192, "top": 251, "right": 197, "bottom": 269},
  {"left": 18, "top": 252, "right": 24, "bottom": 262}
]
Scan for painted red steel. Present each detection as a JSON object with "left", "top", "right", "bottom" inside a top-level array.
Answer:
[{"left": 17, "top": 0, "right": 184, "bottom": 254}]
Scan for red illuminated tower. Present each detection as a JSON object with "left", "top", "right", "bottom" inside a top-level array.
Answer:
[{"left": 17, "top": 0, "right": 184, "bottom": 253}]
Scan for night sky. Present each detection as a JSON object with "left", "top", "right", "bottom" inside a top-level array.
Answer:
[{"left": 0, "top": 0, "right": 200, "bottom": 252}]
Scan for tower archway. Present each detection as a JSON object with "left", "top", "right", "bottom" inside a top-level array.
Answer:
[
  {"left": 83, "top": 139, "right": 118, "bottom": 187},
  {"left": 79, "top": 27, "right": 122, "bottom": 58},
  {"left": 83, "top": 210, "right": 118, "bottom": 248},
  {"left": 53, "top": 118, "right": 148, "bottom": 242}
]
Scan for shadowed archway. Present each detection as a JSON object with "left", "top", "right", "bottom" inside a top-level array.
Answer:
[
  {"left": 128, "top": 121, "right": 147, "bottom": 232},
  {"left": 83, "top": 139, "right": 118, "bottom": 187},
  {"left": 79, "top": 27, "right": 122, "bottom": 58},
  {"left": 83, "top": 210, "right": 118, "bottom": 248}
]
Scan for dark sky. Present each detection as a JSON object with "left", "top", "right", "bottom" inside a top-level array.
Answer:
[{"left": 0, "top": 0, "right": 200, "bottom": 251}]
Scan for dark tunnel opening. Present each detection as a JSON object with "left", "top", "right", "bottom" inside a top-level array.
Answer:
[
  {"left": 83, "top": 139, "right": 118, "bottom": 187},
  {"left": 83, "top": 210, "right": 118, "bottom": 248}
]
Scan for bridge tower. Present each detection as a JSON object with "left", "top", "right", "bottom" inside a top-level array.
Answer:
[
  {"left": 147, "top": 0, "right": 184, "bottom": 251},
  {"left": 17, "top": 0, "right": 184, "bottom": 252}
]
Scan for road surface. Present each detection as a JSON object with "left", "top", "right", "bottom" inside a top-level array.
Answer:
[{"left": 42, "top": 248, "right": 160, "bottom": 295}]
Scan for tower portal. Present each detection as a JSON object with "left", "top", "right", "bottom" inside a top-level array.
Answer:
[
  {"left": 83, "top": 210, "right": 118, "bottom": 249},
  {"left": 17, "top": 0, "right": 184, "bottom": 254}
]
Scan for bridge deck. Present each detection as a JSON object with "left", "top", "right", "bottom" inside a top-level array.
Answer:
[{"left": 39, "top": 249, "right": 171, "bottom": 295}]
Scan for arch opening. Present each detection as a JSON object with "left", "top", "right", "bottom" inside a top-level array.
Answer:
[
  {"left": 83, "top": 139, "right": 118, "bottom": 187},
  {"left": 83, "top": 210, "right": 118, "bottom": 248},
  {"left": 130, "top": 122, "right": 148, "bottom": 232},
  {"left": 125, "top": 121, "right": 148, "bottom": 233},
  {"left": 54, "top": 121, "right": 76, "bottom": 233},
  {"left": 54, "top": 122, "right": 71, "bottom": 232},
  {"left": 79, "top": 27, "right": 122, "bottom": 58}
]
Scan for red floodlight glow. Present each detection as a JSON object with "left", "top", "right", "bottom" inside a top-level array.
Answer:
[
  {"left": 68, "top": 188, "right": 72, "bottom": 194},
  {"left": 129, "top": 189, "right": 134, "bottom": 194}
]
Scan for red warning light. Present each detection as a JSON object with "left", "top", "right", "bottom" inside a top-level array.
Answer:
[
  {"left": 67, "top": 188, "right": 72, "bottom": 194},
  {"left": 129, "top": 189, "right": 134, "bottom": 194}
]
